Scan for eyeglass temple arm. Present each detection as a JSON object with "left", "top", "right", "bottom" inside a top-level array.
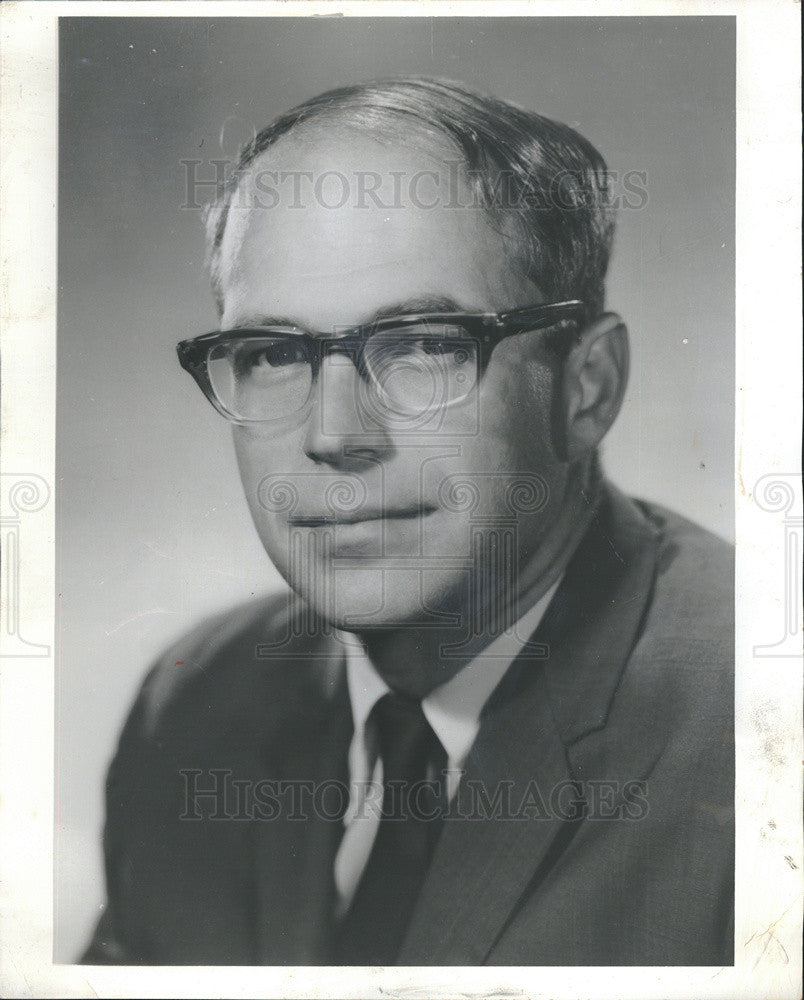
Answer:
[{"left": 497, "top": 300, "right": 586, "bottom": 329}]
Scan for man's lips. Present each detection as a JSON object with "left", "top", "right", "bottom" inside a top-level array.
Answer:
[{"left": 288, "top": 506, "right": 437, "bottom": 527}]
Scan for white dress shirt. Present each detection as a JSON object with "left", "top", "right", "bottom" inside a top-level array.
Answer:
[{"left": 333, "top": 581, "right": 561, "bottom": 914}]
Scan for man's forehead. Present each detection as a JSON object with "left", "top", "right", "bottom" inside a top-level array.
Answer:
[
  {"left": 221, "top": 128, "right": 482, "bottom": 258},
  {"left": 217, "top": 128, "right": 535, "bottom": 327},
  {"left": 242, "top": 121, "right": 465, "bottom": 193}
]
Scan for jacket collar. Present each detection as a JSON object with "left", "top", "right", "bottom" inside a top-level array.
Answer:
[{"left": 540, "top": 482, "right": 661, "bottom": 747}]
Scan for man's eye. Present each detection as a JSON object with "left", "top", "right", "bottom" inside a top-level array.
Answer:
[
  {"left": 420, "top": 340, "right": 458, "bottom": 356},
  {"left": 241, "top": 342, "right": 307, "bottom": 370},
  {"left": 377, "top": 330, "right": 471, "bottom": 357}
]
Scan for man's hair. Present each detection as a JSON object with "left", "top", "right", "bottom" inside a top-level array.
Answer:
[{"left": 204, "top": 77, "right": 616, "bottom": 320}]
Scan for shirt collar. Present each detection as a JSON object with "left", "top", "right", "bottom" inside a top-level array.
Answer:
[{"left": 341, "top": 579, "right": 560, "bottom": 768}]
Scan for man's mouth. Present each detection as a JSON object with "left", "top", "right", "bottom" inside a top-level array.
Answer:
[{"left": 288, "top": 506, "right": 437, "bottom": 527}]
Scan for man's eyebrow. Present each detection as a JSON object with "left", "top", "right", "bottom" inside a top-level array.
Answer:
[
  {"left": 232, "top": 314, "right": 306, "bottom": 330},
  {"left": 232, "top": 297, "right": 474, "bottom": 334},
  {"left": 364, "top": 297, "right": 469, "bottom": 323}
]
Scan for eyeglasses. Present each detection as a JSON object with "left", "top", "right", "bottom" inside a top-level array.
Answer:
[{"left": 176, "top": 300, "right": 586, "bottom": 426}]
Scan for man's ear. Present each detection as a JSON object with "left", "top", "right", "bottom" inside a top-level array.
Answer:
[{"left": 560, "top": 313, "right": 629, "bottom": 463}]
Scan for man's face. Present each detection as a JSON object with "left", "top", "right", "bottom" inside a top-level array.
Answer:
[{"left": 219, "top": 129, "right": 572, "bottom": 631}]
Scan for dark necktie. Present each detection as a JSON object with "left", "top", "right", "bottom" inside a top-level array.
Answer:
[{"left": 334, "top": 691, "right": 447, "bottom": 965}]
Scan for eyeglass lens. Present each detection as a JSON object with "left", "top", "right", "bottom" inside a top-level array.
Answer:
[{"left": 206, "top": 323, "right": 480, "bottom": 422}]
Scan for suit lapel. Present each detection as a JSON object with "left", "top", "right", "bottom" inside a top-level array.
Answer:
[
  {"left": 399, "top": 484, "right": 662, "bottom": 964},
  {"left": 540, "top": 485, "right": 661, "bottom": 747}
]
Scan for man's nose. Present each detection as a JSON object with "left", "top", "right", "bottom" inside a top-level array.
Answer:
[{"left": 303, "top": 349, "right": 394, "bottom": 467}]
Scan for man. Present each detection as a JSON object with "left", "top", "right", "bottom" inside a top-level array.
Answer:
[{"left": 83, "top": 78, "right": 733, "bottom": 966}]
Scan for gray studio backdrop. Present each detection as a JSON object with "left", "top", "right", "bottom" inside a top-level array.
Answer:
[{"left": 57, "top": 16, "right": 735, "bottom": 960}]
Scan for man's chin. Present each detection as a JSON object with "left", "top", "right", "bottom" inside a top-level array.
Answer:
[{"left": 286, "top": 566, "right": 459, "bottom": 633}]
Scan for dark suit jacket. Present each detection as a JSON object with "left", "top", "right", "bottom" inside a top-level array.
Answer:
[{"left": 83, "top": 484, "right": 734, "bottom": 965}]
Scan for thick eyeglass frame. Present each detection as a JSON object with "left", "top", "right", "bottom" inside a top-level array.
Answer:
[{"left": 176, "top": 299, "right": 587, "bottom": 425}]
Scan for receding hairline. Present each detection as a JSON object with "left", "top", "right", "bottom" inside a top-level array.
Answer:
[
  {"left": 204, "top": 77, "right": 615, "bottom": 320},
  {"left": 215, "top": 116, "right": 531, "bottom": 304}
]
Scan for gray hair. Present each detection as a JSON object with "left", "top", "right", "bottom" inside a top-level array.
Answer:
[{"left": 204, "top": 77, "right": 616, "bottom": 320}]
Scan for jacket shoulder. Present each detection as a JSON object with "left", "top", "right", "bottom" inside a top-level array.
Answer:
[
  {"left": 619, "top": 497, "right": 734, "bottom": 765},
  {"left": 128, "top": 591, "right": 344, "bottom": 744},
  {"left": 635, "top": 497, "right": 733, "bottom": 643}
]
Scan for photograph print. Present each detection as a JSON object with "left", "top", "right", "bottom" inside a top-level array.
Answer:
[{"left": 56, "top": 14, "right": 736, "bottom": 967}]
